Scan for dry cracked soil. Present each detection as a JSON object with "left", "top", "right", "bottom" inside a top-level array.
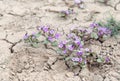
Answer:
[{"left": 0, "top": 0, "right": 120, "bottom": 81}]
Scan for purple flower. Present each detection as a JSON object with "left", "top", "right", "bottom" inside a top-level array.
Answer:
[
  {"left": 98, "top": 27, "right": 111, "bottom": 36},
  {"left": 58, "top": 42, "right": 64, "bottom": 48},
  {"left": 48, "top": 36, "right": 53, "bottom": 42},
  {"left": 58, "top": 44, "right": 63, "bottom": 48},
  {"left": 61, "top": 10, "right": 70, "bottom": 15},
  {"left": 79, "top": 28, "right": 85, "bottom": 32},
  {"left": 90, "top": 22, "right": 99, "bottom": 28},
  {"left": 67, "top": 33, "right": 73, "bottom": 38},
  {"left": 32, "top": 32, "right": 36, "bottom": 35},
  {"left": 63, "top": 50, "right": 67, "bottom": 54},
  {"left": 74, "top": 39, "right": 81, "bottom": 45},
  {"left": 79, "top": 44, "right": 83, "bottom": 48},
  {"left": 62, "top": 40, "right": 67, "bottom": 44},
  {"left": 68, "top": 45, "right": 74, "bottom": 51},
  {"left": 23, "top": 33, "right": 28, "bottom": 39},
  {"left": 79, "top": 57, "right": 83, "bottom": 62},
  {"left": 65, "top": 10, "right": 70, "bottom": 15},
  {"left": 42, "top": 26, "right": 49, "bottom": 32},
  {"left": 105, "top": 57, "right": 110, "bottom": 62},
  {"left": 58, "top": 41, "right": 67, "bottom": 48},
  {"left": 72, "top": 57, "right": 80, "bottom": 62},
  {"left": 32, "top": 36, "right": 36, "bottom": 39},
  {"left": 55, "top": 33, "right": 60, "bottom": 39},
  {"left": 77, "top": 50, "right": 83, "bottom": 56},
  {"left": 49, "top": 30, "right": 54, "bottom": 34},
  {"left": 85, "top": 48, "right": 90, "bottom": 52},
  {"left": 98, "top": 27, "right": 107, "bottom": 33},
  {"left": 37, "top": 26, "right": 43, "bottom": 30},
  {"left": 72, "top": 57, "right": 82, "bottom": 62}
]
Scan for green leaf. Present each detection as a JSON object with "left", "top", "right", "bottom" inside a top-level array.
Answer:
[
  {"left": 24, "top": 39, "right": 30, "bottom": 43},
  {"left": 85, "top": 53, "right": 90, "bottom": 56},
  {"left": 80, "top": 62, "right": 86, "bottom": 68},
  {"left": 65, "top": 57, "right": 72, "bottom": 61},
  {"left": 51, "top": 41, "right": 58, "bottom": 47},
  {"left": 103, "top": 35, "right": 108, "bottom": 40},
  {"left": 97, "top": 58, "right": 103, "bottom": 63},
  {"left": 56, "top": 49, "right": 62, "bottom": 54},
  {"left": 78, "top": 33, "right": 83, "bottom": 37},
  {"left": 32, "top": 38, "right": 39, "bottom": 43},
  {"left": 81, "top": 41, "right": 84, "bottom": 46},
  {"left": 31, "top": 43, "right": 39, "bottom": 48},
  {"left": 60, "top": 13, "right": 66, "bottom": 17},
  {"left": 73, "top": 62, "right": 79, "bottom": 66},
  {"left": 34, "top": 33, "right": 41, "bottom": 38},
  {"left": 91, "top": 32, "right": 98, "bottom": 39},
  {"left": 43, "top": 39, "right": 49, "bottom": 44},
  {"left": 80, "top": 64, "right": 86, "bottom": 68}
]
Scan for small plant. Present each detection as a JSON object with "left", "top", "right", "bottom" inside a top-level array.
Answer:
[
  {"left": 57, "top": 33, "right": 109, "bottom": 69},
  {"left": 60, "top": 8, "right": 74, "bottom": 18},
  {"left": 71, "top": 22, "right": 111, "bottom": 43},
  {"left": 61, "top": 23, "right": 111, "bottom": 68},
  {"left": 98, "top": 17, "right": 120, "bottom": 36},
  {"left": 24, "top": 23, "right": 111, "bottom": 70},
  {"left": 24, "top": 25, "right": 60, "bottom": 48},
  {"left": 74, "top": 0, "right": 85, "bottom": 9}
]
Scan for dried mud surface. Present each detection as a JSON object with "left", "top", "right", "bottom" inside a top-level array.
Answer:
[{"left": 0, "top": 0, "right": 120, "bottom": 81}]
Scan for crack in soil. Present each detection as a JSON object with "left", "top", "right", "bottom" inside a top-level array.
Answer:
[
  {"left": 7, "top": 12, "right": 25, "bottom": 17},
  {"left": 114, "top": 1, "right": 120, "bottom": 10},
  {"left": 1, "top": 39, "right": 14, "bottom": 45},
  {"left": 44, "top": 58, "right": 59, "bottom": 71},
  {"left": 63, "top": 0, "right": 74, "bottom": 8},
  {"left": 1, "top": 39, "right": 22, "bottom": 53},
  {"left": 44, "top": 44, "right": 57, "bottom": 53},
  {"left": 95, "top": 0, "right": 120, "bottom": 11},
  {"left": 9, "top": 39, "right": 22, "bottom": 53}
]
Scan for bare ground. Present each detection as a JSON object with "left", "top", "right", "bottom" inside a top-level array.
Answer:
[{"left": 0, "top": 0, "right": 120, "bottom": 81}]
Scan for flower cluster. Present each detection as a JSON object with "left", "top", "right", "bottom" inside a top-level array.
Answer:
[
  {"left": 57, "top": 24, "right": 111, "bottom": 68},
  {"left": 90, "top": 22, "right": 111, "bottom": 41},
  {"left": 24, "top": 25, "right": 60, "bottom": 47},
  {"left": 57, "top": 35, "right": 89, "bottom": 68},
  {"left": 23, "top": 32, "right": 40, "bottom": 47},
  {"left": 24, "top": 22, "right": 111, "bottom": 69},
  {"left": 58, "top": 33, "right": 83, "bottom": 54},
  {"left": 38, "top": 25, "right": 60, "bottom": 42},
  {"left": 98, "top": 17, "right": 120, "bottom": 36},
  {"left": 71, "top": 22, "right": 111, "bottom": 43}
]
